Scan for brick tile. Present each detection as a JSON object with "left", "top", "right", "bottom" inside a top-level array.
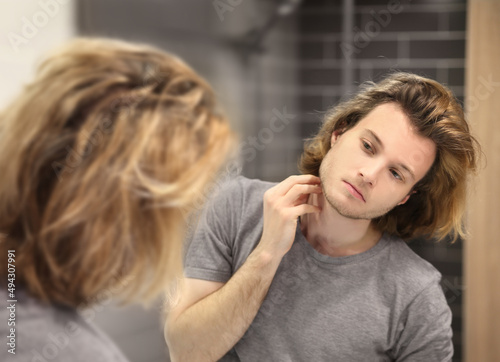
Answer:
[
  {"left": 356, "top": 0, "right": 403, "bottom": 5},
  {"left": 448, "top": 67, "right": 465, "bottom": 86},
  {"left": 355, "top": 40, "right": 398, "bottom": 59},
  {"left": 356, "top": 11, "right": 440, "bottom": 33},
  {"left": 410, "top": 39, "right": 465, "bottom": 58},
  {"left": 300, "top": 12, "right": 342, "bottom": 34},
  {"left": 300, "top": 95, "right": 324, "bottom": 112},
  {"left": 300, "top": 0, "right": 343, "bottom": 7},
  {"left": 448, "top": 10, "right": 467, "bottom": 31},
  {"left": 300, "top": 68, "right": 342, "bottom": 86},
  {"left": 323, "top": 95, "right": 341, "bottom": 109},
  {"left": 299, "top": 40, "right": 324, "bottom": 60},
  {"left": 300, "top": 119, "right": 323, "bottom": 138}
]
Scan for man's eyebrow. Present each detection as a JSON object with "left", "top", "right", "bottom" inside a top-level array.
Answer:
[
  {"left": 364, "top": 129, "right": 416, "bottom": 181},
  {"left": 397, "top": 162, "right": 416, "bottom": 181},
  {"left": 365, "top": 129, "right": 384, "bottom": 149}
]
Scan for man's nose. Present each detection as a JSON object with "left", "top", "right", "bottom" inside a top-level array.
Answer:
[{"left": 359, "top": 164, "right": 383, "bottom": 186}]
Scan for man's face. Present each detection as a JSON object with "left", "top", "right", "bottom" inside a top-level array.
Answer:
[{"left": 319, "top": 102, "right": 436, "bottom": 220}]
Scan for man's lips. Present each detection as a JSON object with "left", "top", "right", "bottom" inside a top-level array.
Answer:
[{"left": 343, "top": 181, "right": 365, "bottom": 202}]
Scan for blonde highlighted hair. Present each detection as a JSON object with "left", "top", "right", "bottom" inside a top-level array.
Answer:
[
  {"left": 0, "top": 38, "right": 235, "bottom": 307},
  {"left": 299, "top": 72, "right": 480, "bottom": 242}
]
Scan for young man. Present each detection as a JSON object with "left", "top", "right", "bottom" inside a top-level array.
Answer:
[{"left": 165, "top": 73, "right": 479, "bottom": 361}]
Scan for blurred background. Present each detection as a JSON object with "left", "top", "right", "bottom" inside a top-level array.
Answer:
[{"left": 0, "top": 1, "right": 489, "bottom": 362}]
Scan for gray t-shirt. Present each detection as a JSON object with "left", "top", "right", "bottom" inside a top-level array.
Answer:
[
  {"left": 184, "top": 176, "right": 453, "bottom": 362},
  {"left": 0, "top": 288, "right": 130, "bottom": 362}
]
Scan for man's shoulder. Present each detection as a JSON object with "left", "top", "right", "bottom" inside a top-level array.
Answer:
[
  {"left": 203, "top": 176, "right": 276, "bottom": 223},
  {"left": 0, "top": 288, "right": 130, "bottom": 362},
  {"left": 214, "top": 175, "right": 276, "bottom": 203},
  {"left": 383, "top": 234, "right": 443, "bottom": 292},
  {"left": 225, "top": 175, "right": 276, "bottom": 191}
]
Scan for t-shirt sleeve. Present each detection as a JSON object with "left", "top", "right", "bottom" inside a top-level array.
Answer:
[
  {"left": 391, "top": 279, "right": 454, "bottom": 362},
  {"left": 183, "top": 177, "right": 243, "bottom": 283}
]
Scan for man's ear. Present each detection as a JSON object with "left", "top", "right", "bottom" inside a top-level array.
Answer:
[
  {"left": 397, "top": 190, "right": 417, "bottom": 206},
  {"left": 331, "top": 129, "right": 344, "bottom": 146}
]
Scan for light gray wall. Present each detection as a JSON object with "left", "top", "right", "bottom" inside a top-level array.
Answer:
[{"left": 0, "top": 0, "right": 76, "bottom": 108}]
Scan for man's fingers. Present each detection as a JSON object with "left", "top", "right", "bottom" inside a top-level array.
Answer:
[
  {"left": 283, "top": 183, "right": 322, "bottom": 205},
  {"left": 272, "top": 175, "right": 320, "bottom": 196},
  {"left": 292, "top": 204, "right": 321, "bottom": 217},
  {"left": 293, "top": 193, "right": 310, "bottom": 206}
]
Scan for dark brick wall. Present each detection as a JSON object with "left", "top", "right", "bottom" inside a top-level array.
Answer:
[{"left": 297, "top": 1, "right": 467, "bottom": 360}]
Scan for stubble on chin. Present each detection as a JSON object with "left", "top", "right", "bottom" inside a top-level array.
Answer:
[
  {"left": 324, "top": 189, "right": 367, "bottom": 220},
  {"left": 320, "top": 177, "right": 396, "bottom": 220}
]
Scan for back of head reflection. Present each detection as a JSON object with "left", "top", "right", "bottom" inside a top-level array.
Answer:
[{"left": 0, "top": 37, "right": 235, "bottom": 361}]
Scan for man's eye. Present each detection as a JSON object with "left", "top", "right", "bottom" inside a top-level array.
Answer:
[
  {"left": 362, "top": 141, "right": 373, "bottom": 153},
  {"left": 391, "top": 170, "right": 403, "bottom": 180}
]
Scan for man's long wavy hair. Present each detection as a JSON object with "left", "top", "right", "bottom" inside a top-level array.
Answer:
[
  {"left": 0, "top": 38, "right": 235, "bottom": 307},
  {"left": 299, "top": 72, "right": 480, "bottom": 242}
]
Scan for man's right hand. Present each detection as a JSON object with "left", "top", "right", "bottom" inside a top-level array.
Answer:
[
  {"left": 166, "top": 175, "right": 322, "bottom": 362},
  {"left": 257, "top": 175, "right": 322, "bottom": 258}
]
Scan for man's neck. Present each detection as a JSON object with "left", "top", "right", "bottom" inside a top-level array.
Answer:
[{"left": 300, "top": 193, "right": 383, "bottom": 257}]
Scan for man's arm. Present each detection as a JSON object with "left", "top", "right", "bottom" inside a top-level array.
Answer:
[
  {"left": 165, "top": 175, "right": 322, "bottom": 362},
  {"left": 165, "top": 249, "right": 281, "bottom": 362},
  {"left": 392, "top": 280, "right": 453, "bottom": 362}
]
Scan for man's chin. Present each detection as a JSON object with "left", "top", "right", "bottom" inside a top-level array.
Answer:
[
  {"left": 328, "top": 200, "right": 388, "bottom": 221},
  {"left": 324, "top": 198, "right": 367, "bottom": 220}
]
